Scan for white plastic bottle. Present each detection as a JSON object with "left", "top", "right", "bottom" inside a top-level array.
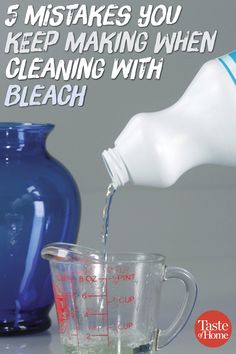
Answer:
[{"left": 102, "top": 51, "right": 236, "bottom": 188}]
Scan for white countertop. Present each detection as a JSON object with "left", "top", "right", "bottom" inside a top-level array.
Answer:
[{"left": 0, "top": 307, "right": 234, "bottom": 354}]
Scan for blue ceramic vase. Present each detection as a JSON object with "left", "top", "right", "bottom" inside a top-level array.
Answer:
[{"left": 0, "top": 123, "right": 81, "bottom": 335}]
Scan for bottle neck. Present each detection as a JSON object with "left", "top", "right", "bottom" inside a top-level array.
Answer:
[
  {"left": 103, "top": 106, "right": 210, "bottom": 188},
  {"left": 102, "top": 148, "right": 129, "bottom": 188},
  {"left": 0, "top": 123, "right": 54, "bottom": 157}
]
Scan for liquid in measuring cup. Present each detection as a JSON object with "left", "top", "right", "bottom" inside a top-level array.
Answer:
[
  {"left": 55, "top": 259, "right": 157, "bottom": 354},
  {"left": 63, "top": 334, "right": 153, "bottom": 354}
]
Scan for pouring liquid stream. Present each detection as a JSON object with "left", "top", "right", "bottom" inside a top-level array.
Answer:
[
  {"left": 99, "top": 184, "right": 116, "bottom": 317},
  {"left": 99, "top": 185, "right": 152, "bottom": 353},
  {"left": 101, "top": 183, "right": 116, "bottom": 260},
  {"left": 61, "top": 184, "right": 156, "bottom": 353}
]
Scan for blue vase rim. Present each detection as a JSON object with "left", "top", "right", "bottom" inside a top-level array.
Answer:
[{"left": 0, "top": 122, "right": 54, "bottom": 131}]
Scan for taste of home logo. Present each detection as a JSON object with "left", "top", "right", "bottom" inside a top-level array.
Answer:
[{"left": 194, "top": 310, "right": 232, "bottom": 348}]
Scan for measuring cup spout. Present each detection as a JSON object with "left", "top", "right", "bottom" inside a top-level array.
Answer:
[{"left": 41, "top": 242, "right": 100, "bottom": 262}]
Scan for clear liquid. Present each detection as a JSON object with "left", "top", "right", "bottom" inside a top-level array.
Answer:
[
  {"left": 99, "top": 183, "right": 116, "bottom": 314},
  {"left": 61, "top": 185, "right": 157, "bottom": 354},
  {"left": 101, "top": 183, "right": 116, "bottom": 260},
  {"left": 64, "top": 340, "right": 152, "bottom": 354},
  {"left": 62, "top": 327, "right": 155, "bottom": 354}
]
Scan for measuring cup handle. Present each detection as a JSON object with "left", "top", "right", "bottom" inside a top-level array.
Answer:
[{"left": 158, "top": 266, "right": 197, "bottom": 349}]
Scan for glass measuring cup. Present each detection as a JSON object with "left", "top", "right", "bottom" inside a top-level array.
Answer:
[{"left": 41, "top": 243, "right": 197, "bottom": 354}]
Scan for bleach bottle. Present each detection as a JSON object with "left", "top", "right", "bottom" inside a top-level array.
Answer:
[{"left": 102, "top": 51, "right": 236, "bottom": 188}]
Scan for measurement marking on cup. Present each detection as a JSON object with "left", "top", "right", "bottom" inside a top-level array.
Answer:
[
  {"left": 108, "top": 295, "right": 135, "bottom": 304},
  {"left": 82, "top": 293, "right": 106, "bottom": 299},
  {"left": 79, "top": 275, "right": 97, "bottom": 283},
  {"left": 88, "top": 322, "right": 134, "bottom": 331},
  {"left": 85, "top": 311, "right": 108, "bottom": 316},
  {"left": 105, "top": 277, "right": 110, "bottom": 346},
  {"left": 99, "top": 273, "right": 135, "bottom": 284},
  {"left": 86, "top": 333, "right": 109, "bottom": 340},
  {"left": 90, "top": 334, "right": 109, "bottom": 337},
  {"left": 84, "top": 276, "right": 110, "bottom": 345},
  {"left": 70, "top": 276, "right": 80, "bottom": 348}
]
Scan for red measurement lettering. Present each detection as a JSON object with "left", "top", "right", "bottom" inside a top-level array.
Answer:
[
  {"left": 112, "top": 273, "right": 135, "bottom": 282},
  {"left": 79, "top": 275, "right": 97, "bottom": 283},
  {"left": 109, "top": 322, "right": 134, "bottom": 331},
  {"left": 53, "top": 287, "right": 70, "bottom": 334},
  {"left": 109, "top": 295, "right": 135, "bottom": 304}
]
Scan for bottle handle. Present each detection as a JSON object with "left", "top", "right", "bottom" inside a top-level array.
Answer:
[{"left": 157, "top": 266, "right": 197, "bottom": 349}]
